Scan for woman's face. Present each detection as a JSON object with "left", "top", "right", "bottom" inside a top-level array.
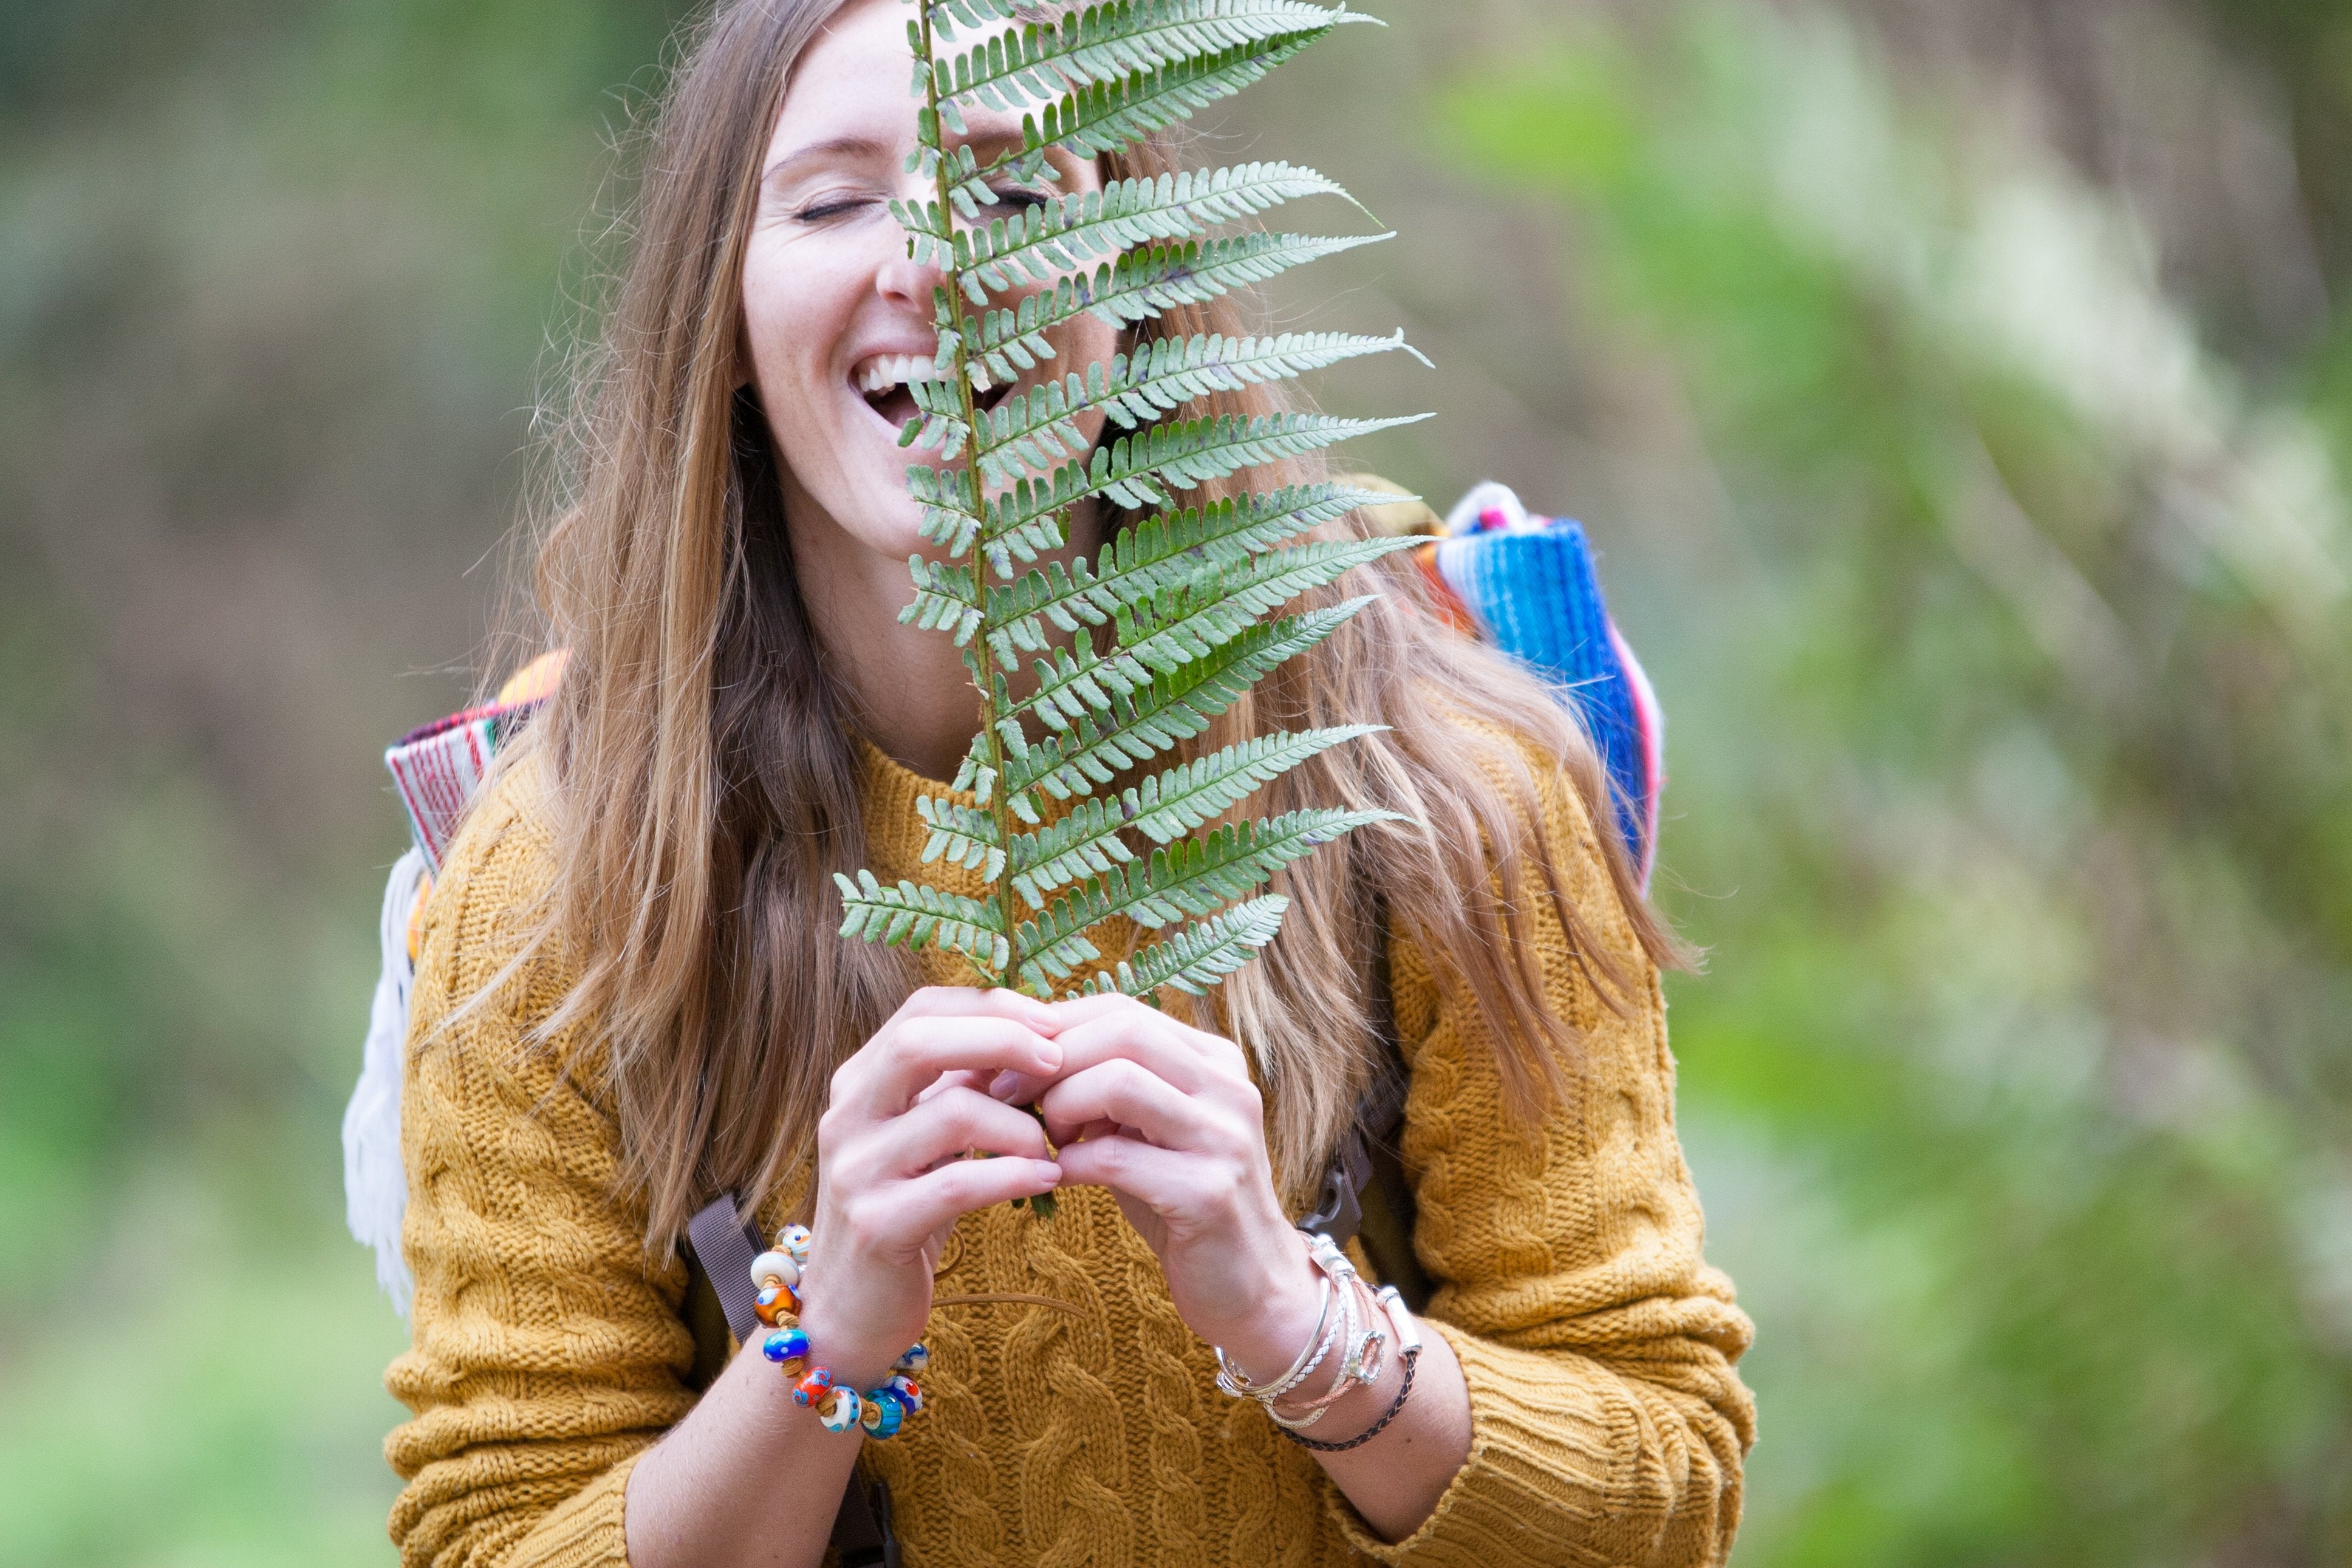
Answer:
[{"left": 742, "top": 0, "right": 1118, "bottom": 570}]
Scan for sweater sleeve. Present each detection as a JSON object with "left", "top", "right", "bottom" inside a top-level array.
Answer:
[
  {"left": 1327, "top": 741, "right": 1755, "bottom": 1568},
  {"left": 382, "top": 765, "right": 698, "bottom": 1568}
]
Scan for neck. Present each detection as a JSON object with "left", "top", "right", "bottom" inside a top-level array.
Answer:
[{"left": 788, "top": 495, "right": 1104, "bottom": 785}]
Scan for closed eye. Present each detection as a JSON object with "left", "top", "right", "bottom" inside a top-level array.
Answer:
[{"left": 793, "top": 196, "right": 878, "bottom": 223}]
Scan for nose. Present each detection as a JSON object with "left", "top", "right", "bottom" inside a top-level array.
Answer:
[{"left": 875, "top": 245, "right": 946, "bottom": 316}]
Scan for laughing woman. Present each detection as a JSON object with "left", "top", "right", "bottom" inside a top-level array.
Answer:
[{"left": 381, "top": 2, "right": 1754, "bottom": 1564}]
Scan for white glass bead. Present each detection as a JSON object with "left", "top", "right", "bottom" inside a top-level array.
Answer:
[
  {"left": 815, "top": 1385, "right": 862, "bottom": 1435},
  {"left": 749, "top": 1250, "right": 801, "bottom": 1290}
]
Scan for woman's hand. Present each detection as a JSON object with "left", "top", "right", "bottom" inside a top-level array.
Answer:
[
  {"left": 996, "top": 993, "right": 1326, "bottom": 1383},
  {"left": 797, "top": 987, "right": 1065, "bottom": 1388}
]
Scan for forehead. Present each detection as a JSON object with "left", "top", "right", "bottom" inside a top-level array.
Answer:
[{"left": 771, "top": 0, "right": 1025, "bottom": 157}]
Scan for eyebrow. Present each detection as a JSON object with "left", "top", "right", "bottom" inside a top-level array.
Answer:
[
  {"left": 762, "top": 135, "right": 895, "bottom": 186},
  {"left": 762, "top": 128, "right": 1045, "bottom": 189}
]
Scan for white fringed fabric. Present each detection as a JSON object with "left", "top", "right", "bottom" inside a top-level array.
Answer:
[{"left": 344, "top": 847, "right": 426, "bottom": 1318}]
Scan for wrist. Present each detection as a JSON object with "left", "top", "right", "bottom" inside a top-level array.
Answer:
[
  {"left": 1200, "top": 1229, "right": 1327, "bottom": 1387},
  {"left": 790, "top": 1304, "right": 904, "bottom": 1393}
]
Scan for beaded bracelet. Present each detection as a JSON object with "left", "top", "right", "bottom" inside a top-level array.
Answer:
[{"left": 750, "top": 1223, "right": 929, "bottom": 1439}]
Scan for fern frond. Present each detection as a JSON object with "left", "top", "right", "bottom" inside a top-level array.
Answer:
[
  {"left": 843, "top": 0, "right": 1423, "bottom": 1039},
  {"left": 1013, "top": 809, "right": 1396, "bottom": 988},
  {"left": 979, "top": 30, "right": 1330, "bottom": 184},
  {"left": 950, "top": 412, "right": 1428, "bottom": 556},
  {"left": 1083, "top": 896, "right": 1291, "bottom": 996},
  {"left": 976, "top": 483, "right": 1402, "bottom": 668},
  {"left": 933, "top": 165, "right": 1354, "bottom": 302},
  {"left": 932, "top": 1, "right": 1367, "bottom": 115},
  {"left": 960, "top": 232, "right": 1387, "bottom": 388},
  {"left": 999, "top": 597, "right": 1377, "bottom": 804},
  {"left": 1120, "top": 724, "right": 1384, "bottom": 842},
  {"left": 1005, "top": 724, "right": 1380, "bottom": 906},
  {"left": 1011, "top": 534, "right": 1423, "bottom": 726},
  {"left": 914, "top": 794, "right": 1006, "bottom": 880},
  {"left": 833, "top": 870, "right": 1009, "bottom": 970},
  {"left": 963, "top": 332, "right": 1424, "bottom": 485}
]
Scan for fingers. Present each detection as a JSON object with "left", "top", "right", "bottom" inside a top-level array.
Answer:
[
  {"left": 831, "top": 989, "right": 1064, "bottom": 1121},
  {"left": 891, "top": 1086, "right": 1053, "bottom": 1173},
  {"left": 987, "top": 994, "right": 1246, "bottom": 1106},
  {"left": 1038, "top": 1057, "right": 1236, "bottom": 1154},
  {"left": 1052, "top": 1133, "right": 1226, "bottom": 1213},
  {"left": 826, "top": 1151, "right": 1061, "bottom": 1262},
  {"left": 883, "top": 1155, "right": 1062, "bottom": 1241}
]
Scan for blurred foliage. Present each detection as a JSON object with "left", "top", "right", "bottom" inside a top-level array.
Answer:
[
  {"left": 2, "top": 0, "right": 2349, "bottom": 1564},
  {"left": 1440, "top": 6, "right": 2352, "bottom": 1563}
]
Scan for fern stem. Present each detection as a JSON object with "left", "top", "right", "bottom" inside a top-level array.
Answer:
[{"left": 920, "top": 3, "right": 1022, "bottom": 991}]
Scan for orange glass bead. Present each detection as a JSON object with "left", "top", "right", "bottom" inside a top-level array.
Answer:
[{"left": 754, "top": 1281, "right": 798, "bottom": 1326}]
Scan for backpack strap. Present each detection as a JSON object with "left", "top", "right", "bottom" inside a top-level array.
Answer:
[{"left": 1294, "top": 924, "right": 1432, "bottom": 1313}]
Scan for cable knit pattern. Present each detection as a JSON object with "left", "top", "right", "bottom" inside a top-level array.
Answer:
[{"left": 384, "top": 726, "right": 1753, "bottom": 1567}]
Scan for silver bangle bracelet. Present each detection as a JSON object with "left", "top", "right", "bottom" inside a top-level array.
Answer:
[{"left": 1214, "top": 1272, "right": 1334, "bottom": 1402}]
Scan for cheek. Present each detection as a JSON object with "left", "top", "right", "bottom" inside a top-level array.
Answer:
[{"left": 740, "top": 239, "right": 831, "bottom": 402}]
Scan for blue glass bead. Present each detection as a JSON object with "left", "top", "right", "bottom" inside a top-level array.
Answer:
[
  {"left": 860, "top": 1387, "right": 904, "bottom": 1439},
  {"left": 762, "top": 1328, "right": 810, "bottom": 1366},
  {"left": 896, "top": 1343, "right": 929, "bottom": 1375},
  {"left": 886, "top": 1373, "right": 922, "bottom": 1413}
]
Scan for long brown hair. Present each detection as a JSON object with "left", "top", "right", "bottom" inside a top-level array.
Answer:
[{"left": 506, "top": 0, "right": 1680, "bottom": 1253}]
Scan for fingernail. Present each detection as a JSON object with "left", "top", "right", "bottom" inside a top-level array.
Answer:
[{"left": 988, "top": 1071, "right": 1020, "bottom": 1100}]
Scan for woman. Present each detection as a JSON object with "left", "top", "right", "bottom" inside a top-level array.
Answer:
[{"left": 383, "top": 1, "right": 1755, "bottom": 1563}]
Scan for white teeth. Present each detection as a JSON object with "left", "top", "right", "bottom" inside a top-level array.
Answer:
[{"left": 855, "top": 353, "right": 948, "bottom": 396}]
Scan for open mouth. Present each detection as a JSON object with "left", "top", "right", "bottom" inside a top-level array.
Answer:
[{"left": 855, "top": 352, "right": 1015, "bottom": 432}]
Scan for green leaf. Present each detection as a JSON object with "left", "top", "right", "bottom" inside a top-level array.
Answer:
[
  {"left": 934, "top": 0, "right": 1366, "bottom": 115},
  {"left": 1082, "top": 896, "right": 1292, "bottom": 996},
  {"left": 971, "top": 332, "right": 1427, "bottom": 485},
  {"left": 1005, "top": 724, "right": 1383, "bottom": 906},
  {"left": 972, "top": 29, "right": 1332, "bottom": 192},
  {"left": 977, "top": 483, "right": 1404, "bottom": 669},
  {"left": 834, "top": 870, "right": 1010, "bottom": 972},
  {"left": 960, "top": 231, "right": 1390, "bottom": 389},
  {"left": 856, "top": 0, "right": 1424, "bottom": 1038},
  {"left": 1013, "top": 809, "right": 1394, "bottom": 986},
  {"left": 1120, "top": 724, "right": 1386, "bottom": 842},
  {"left": 1000, "top": 596, "right": 1380, "bottom": 805},
  {"left": 969, "top": 411, "right": 1429, "bottom": 546},
  {"left": 900, "top": 555, "right": 983, "bottom": 644},
  {"left": 949, "top": 163, "right": 1355, "bottom": 304},
  {"left": 1007, "top": 794, "right": 1140, "bottom": 908},
  {"left": 1011, "top": 533, "right": 1424, "bottom": 728},
  {"left": 915, "top": 795, "right": 1007, "bottom": 880}
]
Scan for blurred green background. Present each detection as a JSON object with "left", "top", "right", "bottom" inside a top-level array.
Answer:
[{"left": 4, "top": 0, "right": 2349, "bottom": 1563}]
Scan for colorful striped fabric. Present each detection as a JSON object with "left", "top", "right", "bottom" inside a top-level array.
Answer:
[
  {"left": 383, "top": 650, "right": 566, "bottom": 873},
  {"left": 1418, "top": 482, "right": 1664, "bottom": 889}
]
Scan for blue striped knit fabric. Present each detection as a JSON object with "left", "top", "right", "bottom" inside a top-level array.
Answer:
[{"left": 1431, "top": 485, "right": 1661, "bottom": 885}]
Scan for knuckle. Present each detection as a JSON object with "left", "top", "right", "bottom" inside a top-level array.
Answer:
[{"left": 839, "top": 1196, "right": 889, "bottom": 1254}]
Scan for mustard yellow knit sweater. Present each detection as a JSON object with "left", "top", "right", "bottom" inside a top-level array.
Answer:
[{"left": 384, "top": 734, "right": 1754, "bottom": 1568}]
